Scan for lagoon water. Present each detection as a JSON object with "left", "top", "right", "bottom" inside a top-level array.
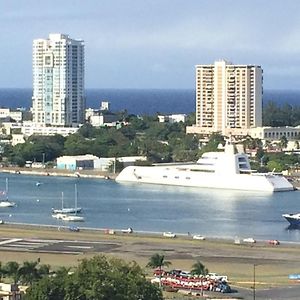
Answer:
[{"left": 1, "top": 173, "right": 300, "bottom": 243}]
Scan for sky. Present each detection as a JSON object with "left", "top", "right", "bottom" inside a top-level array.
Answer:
[{"left": 1, "top": 0, "right": 300, "bottom": 89}]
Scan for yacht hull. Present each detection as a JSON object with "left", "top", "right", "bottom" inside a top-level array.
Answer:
[
  {"left": 282, "top": 214, "right": 300, "bottom": 226},
  {"left": 116, "top": 166, "right": 294, "bottom": 192}
]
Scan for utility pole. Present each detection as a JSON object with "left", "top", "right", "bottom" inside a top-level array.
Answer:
[{"left": 253, "top": 264, "right": 256, "bottom": 300}]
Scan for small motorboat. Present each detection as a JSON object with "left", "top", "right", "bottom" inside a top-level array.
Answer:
[{"left": 282, "top": 213, "right": 300, "bottom": 226}]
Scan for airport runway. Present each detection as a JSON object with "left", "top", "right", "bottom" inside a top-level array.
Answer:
[{"left": 0, "top": 237, "right": 121, "bottom": 255}]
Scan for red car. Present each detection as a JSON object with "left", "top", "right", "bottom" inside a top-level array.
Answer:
[{"left": 268, "top": 239, "right": 280, "bottom": 245}]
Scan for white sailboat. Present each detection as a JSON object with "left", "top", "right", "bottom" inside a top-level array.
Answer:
[
  {"left": 52, "top": 191, "right": 82, "bottom": 214},
  {"left": 0, "top": 178, "right": 16, "bottom": 208},
  {"left": 61, "top": 184, "right": 84, "bottom": 222}
]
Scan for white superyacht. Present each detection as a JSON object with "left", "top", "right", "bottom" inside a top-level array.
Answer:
[{"left": 116, "top": 142, "right": 294, "bottom": 192}]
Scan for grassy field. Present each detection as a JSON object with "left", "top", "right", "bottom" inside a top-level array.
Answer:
[{"left": 0, "top": 223, "right": 299, "bottom": 290}]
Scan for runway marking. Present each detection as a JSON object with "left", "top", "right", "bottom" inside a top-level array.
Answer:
[
  {"left": 67, "top": 245, "right": 93, "bottom": 249},
  {"left": 0, "top": 238, "right": 22, "bottom": 245},
  {"left": 17, "top": 242, "right": 49, "bottom": 246}
]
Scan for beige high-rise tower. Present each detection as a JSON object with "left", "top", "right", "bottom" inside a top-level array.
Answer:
[
  {"left": 31, "top": 34, "right": 85, "bottom": 126},
  {"left": 194, "top": 60, "right": 262, "bottom": 135}
]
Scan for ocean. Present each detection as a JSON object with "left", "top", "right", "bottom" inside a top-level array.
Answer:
[{"left": 0, "top": 88, "right": 299, "bottom": 115}]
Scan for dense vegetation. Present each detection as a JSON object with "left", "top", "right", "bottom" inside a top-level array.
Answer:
[
  {"left": 0, "top": 256, "right": 163, "bottom": 300},
  {"left": 2, "top": 101, "right": 300, "bottom": 172},
  {"left": 263, "top": 101, "right": 300, "bottom": 127},
  {"left": 1, "top": 114, "right": 201, "bottom": 167}
]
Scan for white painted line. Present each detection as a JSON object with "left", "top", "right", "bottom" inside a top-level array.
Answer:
[
  {"left": 0, "top": 238, "right": 22, "bottom": 245},
  {"left": 66, "top": 245, "right": 92, "bottom": 249},
  {"left": 17, "top": 242, "right": 48, "bottom": 246}
]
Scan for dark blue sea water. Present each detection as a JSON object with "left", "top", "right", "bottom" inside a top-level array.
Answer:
[
  {"left": 0, "top": 88, "right": 299, "bottom": 115},
  {"left": 1, "top": 173, "right": 300, "bottom": 243}
]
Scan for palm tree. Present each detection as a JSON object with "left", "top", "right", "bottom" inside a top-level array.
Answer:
[
  {"left": 38, "top": 264, "right": 51, "bottom": 277},
  {"left": 19, "top": 261, "right": 40, "bottom": 285},
  {"left": 191, "top": 260, "right": 209, "bottom": 276},
  {"left": 0, "top": 262, "right": 5, "bottom": 282},
  {"left": 147, "top": 253, "right": 171, "bottom": 287},
  {"left": 3, "top": 261, "right": 20, "bottom": 284}
]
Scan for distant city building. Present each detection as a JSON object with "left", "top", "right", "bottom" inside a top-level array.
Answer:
[
  {"left": 11, "top": 134, "right": 25, "bottom": 146},
  {"left": 158, "top": 114, "right": 187, "bottom": 123},
  {"left": 100, "top": 101, "right": 110, "bottom": 111},
  {"left": 249, "top": 126, "right": 300, "bottom": 141},
  {"left": 188, "top": 60, "right": 263, "bottom": 135},
  {"left": 31, "top": 33, "right": 85, "bottom": 126},
  {"left": 21, "top": 122, "right": 79, "bottom": 137},
  {"left": 0, "top": 108, "right": 23, "bottom": 122},
  {"left": 85, "top": 102, "right": 119, "bottom": 127}
]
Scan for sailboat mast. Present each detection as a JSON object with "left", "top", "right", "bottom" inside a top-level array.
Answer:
[
  {"left": 75, "top": 184, "right": 78, "bottom": 215},
  {"left": 61, "top": 192, "right": 64, "bottom": 209},
  {"left": 6, "top": 178, "right": 8, "bottom": 201}
]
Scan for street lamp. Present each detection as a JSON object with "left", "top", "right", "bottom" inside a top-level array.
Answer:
[{"left": 253, "top": 264, "right": 258, "bottom": 300}]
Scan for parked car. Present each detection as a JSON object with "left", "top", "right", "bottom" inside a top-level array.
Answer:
[
  {"left": 192, "top": 234, "right": 205, "bottom": 240},
  {"left": 68, "top": 226, "right": 79, "bottom": 232},
  {"left": 243, "top": 237, "right": 256, "bottom": 243},
  {"left": 163, "top": 232, "right": 176, "bottom": 238},
  {"left": 268, "top": 239, "right": 280, "bottom": 245},
  {"left": 208, "top": 272, "right": 228, "bottom": 282},
  {"left": 179, "top": 270, "right": 191, "bottom": 277},
  {"left": 122, "top": 227, "right": 133, "bottom": 234},
  {"left": 216, "top": 282, "right": 231, "bottom": 293}
]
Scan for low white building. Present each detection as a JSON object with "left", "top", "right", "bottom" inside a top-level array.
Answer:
[
  {"left": 57, "top": 154, "right": 99, "bottom": 171},
  {"left": 118, "top": 156, "right": 147, "bottom": 166},
  {"left": 11, "top": 134, "right": 25, "bottom": 146},
  {"left": 249, "top": 126, "right": 300, "bottom": 141},
  {"left": 0, "top": 108, "right": 23, "bottom": 122},
  {"left": 158, "top": 114, "right": 187, "bottom": 123},
  {"left": 21, "top": 122, "right": 79, "bottom": 137},
  {"left": 89, "top": 113, "right": 119, "bottom": 127},
  {"left": 0, "top": 282, "right": 24, "bottom": 299}
]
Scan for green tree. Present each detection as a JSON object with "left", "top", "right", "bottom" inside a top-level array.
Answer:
[
  {"left": 26, "top": 255, "right": 163, "bottom": 300},
  {"left": 19, "top": 261, "right": 40, "bottom": 285},
  {"left": 267, "top": 160, "right": 284, "bottom": 172},
  {"left": 280, "top": 135, "right": 288, "bottom": 150},
  {"left": 191, "top": 260, "right": 209, "bottom": 276}
]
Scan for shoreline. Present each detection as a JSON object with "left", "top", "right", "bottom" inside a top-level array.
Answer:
[
  {"left": 0, "top": 167, "right": 118, "bottom": 180},
  {"left": 3, "top": 221, "right": 300, "bottom": 247}
]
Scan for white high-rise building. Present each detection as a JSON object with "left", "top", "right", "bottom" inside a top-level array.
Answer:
[
  {"left": 31, "top": 33, "right": 85, "bottom": 126},
  {"left": 194, "top": 60, "right": 262, "bottom": 134}
]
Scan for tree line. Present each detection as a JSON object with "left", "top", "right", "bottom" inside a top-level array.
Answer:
[{"left": 1, "top": 114, "right": 200, "bottom": 167}]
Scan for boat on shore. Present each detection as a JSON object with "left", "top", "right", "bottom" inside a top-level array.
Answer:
[
  {"left": 116, "top": 142, "right": 294, "bottom": 192},
  {"left": 282, "top": 213, "right": 300, "bottom": 226},
  {"left": 0, "top": 178, "right": 16, "bottom": 208}
]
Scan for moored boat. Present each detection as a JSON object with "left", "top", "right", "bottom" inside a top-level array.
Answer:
[
  {"left": 52, "top": 184, "right": 84, "bottom": 222},
  {"left": 116, "top": 142, "right": 294, "bottom": 192},
  {"left": 282, "top": 213, "right": 300, "bottom": 226},
  {"left": 0, "top": 178, "right": 16, "bottom": 208},
  {"left": 52, "top": 191, "right": 82, "bottom": 214}
]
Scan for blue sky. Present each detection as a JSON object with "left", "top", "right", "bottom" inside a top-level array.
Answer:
[{"left": 1, "top": 0, "right": 300, "bottom": 89}]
